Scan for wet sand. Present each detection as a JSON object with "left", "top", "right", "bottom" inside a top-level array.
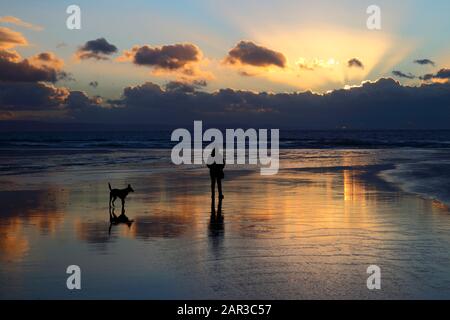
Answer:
[{"left": 1, "top": 149, "right": 450, "bottom": 299}]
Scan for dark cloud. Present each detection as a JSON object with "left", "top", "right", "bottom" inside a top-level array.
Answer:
[
  {"left": 68, "top": 78, "right": 450, "bottom": 129},
  {"left": 420, "top": 73, "right": 434, "bottom": 81},
  {"left": 224, "top": 41, "right": 286, "bottom": 68},
  {"left": 414, "top": 59, "right": 435, "bottom": 66},
  {"left": 420, "top": 68, "right": 450, "bottom": 82},
  {"left": 0, "top": 50, "right": 60, "bottom": 82},
  {"left": 89, "top": 81, "right": 99, "bottom": 88},
  {"left": 193, "top": 79, "right": 207, "bottom": 87},
  {"left": 0, "top": 81, "right": 103, "bottom": 116},
  {"left": 76, "top": 38, "right": 118, "bottom": 60},
  {"left": 0, "top": 81, "right": 69, "bottom": 110},
  {"left": 65, "top": 91, "right": 102, "bottom": 110},
  {"left": 58, "top": 71, "right": 75, "bottom": 82},
  {"left": 392, "top": 70, "right": 416, "bottom": 79},
  {"left": 348, "top": 58, "right": 364, "bottom": 69},
  {"left": 111, "top": 82, "right": 163, "bottom": 107},
  {"left": 123, "top": 43, "right": 201, "bottom": 70},
  {"left": 433, "top": 68, "right": 450, "bottom": 79},
  {"left": 4, "top": 72, "right": 450, "bottom": 129},
  {"left": 165, "top": 80, "right": 207, "bottom": 93},
  {"left": 0, "top": 49, "right": 97, "bottom": 114},
  {"left": 34, "top": 52, "right": 56, "bottom": 62}
]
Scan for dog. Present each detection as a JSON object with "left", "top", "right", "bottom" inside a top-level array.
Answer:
[{"left": 109, "top": 183, "right": 134, "bottom": 208}]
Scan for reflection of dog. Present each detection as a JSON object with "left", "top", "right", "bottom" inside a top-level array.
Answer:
[
  {"left": 109, "top": 207, "right": 134, "bottom": 234},
  {"left": 109, "top": 207, "right": 134, "bottom": 226},
  {"left": 109, "top": 183, "right": 134, "bottom": 208}
]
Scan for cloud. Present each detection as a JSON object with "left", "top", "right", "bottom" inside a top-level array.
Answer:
[
  {"left": 297, "top": 62, "right": 315, "bottom": 71},
  {"left": 348, "top": 58, "right": 364, "bottom": 69},
  {"left": 0, "top": 48, "right": 98, "bottom": 116},
  {"left": 119, "top": 43, "right": 201, "bottom": 71},
  {"left": 0, "top": 82, "right": 103, "bottom": 116},
  {"left": 4, "top": 75, "right": 450, "bottom": 129},
  {"left": 58, "top": 78, "right": 447, "bottom": 129},
  {"left": 118, "top": 43, "right": 210, "bottom": 79},
  {"left": 0, "top": 49, "right": 21, "bottom": 62},
  {"left": 420, "top": 68, "right": 450, "bottom": 83},
  {"left": 0, "top": 81, "right": 69, "bottom": 111},
  {"left": 89, "top": 81, "right": 99, "bottom": 88},
  {"left": 65, "top": 91, "right": 103, "bottom": 110},
  {"left": 297, "top": 58, "right": 339, "bottom": 71},
  {"left": 0, "top": 50, "right": 65, "bottom": 82},
  {"left": 0, "top": 16, "right": 43, "bottom": 31},
  {"left": 29, "top": 52, "right": 64, "bottom": 69},
  {"left": 432, "top": 68, "right": 450, "bottom": 79},
  {"left": 57, "top": 71, "right": 75, "bottom": 82},
  {"left": 0, "top": 27, "right": 27, "bottom": 49},
  {"left": 224, "top": 41, "right": 286, "bottom": 68},
  {"left": 414, "top": 59, "right": 435, "bottom": 66},
  {"left": 420, "top": 74, "right": 434, "bottom": 81},
  {"left": 0, "top": 49, "right": 76, "bottom": 114},
  {"left": 165, "top": 80, "right": 207, "bottom": 93},
  {"left": 392, "top": 70, "right": 416, "bottom": 79},
  {"left": 76, "top": 38, "right": 118, "bottom": 60},
  {"left": 0, "top": 82, "right": 105, "bottom": 118}
]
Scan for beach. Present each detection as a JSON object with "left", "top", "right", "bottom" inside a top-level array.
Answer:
[{"left": 1, "top": 146, "right": 450, "bottom": 299}]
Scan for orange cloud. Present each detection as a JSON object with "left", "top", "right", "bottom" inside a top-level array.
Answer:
[
  {"left": 0, "top": 26, "right": 28, "bottom": 49},
  {"left": 0, "top": 16, "right": 43, "bottom": 31},
  {"left": 29, "top": 52, "right": 64, "bottom": 70}
]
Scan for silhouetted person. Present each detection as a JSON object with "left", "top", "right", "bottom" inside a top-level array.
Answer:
[
  {"left": 109, "top": 207, "right": 133, "bottom": 235},
  {"left": 207, "top": 149, "right": 225, "bottom": 200}
]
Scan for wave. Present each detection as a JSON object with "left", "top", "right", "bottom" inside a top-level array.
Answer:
[
  {"left": 2, "top": 130, "right": 450, "bottom": 150},
  {"left": 380, "top": 159, "right": 450, "bottom": 206}
]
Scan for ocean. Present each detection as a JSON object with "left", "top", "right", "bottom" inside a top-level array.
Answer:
[
  {"left": 1, "top": 130, "right": 450, "bottom": 205},
  {"left": 2, "top": 130, "right": 450, "bottom": 149}
]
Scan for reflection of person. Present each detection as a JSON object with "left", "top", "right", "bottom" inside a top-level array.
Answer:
[{"left": 207, "top": 148, "right": 225, "bottom": 200}]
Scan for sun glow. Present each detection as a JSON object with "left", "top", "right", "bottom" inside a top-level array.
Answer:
[{"left": 208, "top": 21, "right": 413, "bottom": 93}]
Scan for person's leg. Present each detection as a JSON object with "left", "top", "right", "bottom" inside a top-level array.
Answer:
[
  {"left": 217, "top": 178, "right": 224, "bottom": 199},
  {"left": 211, "top": 176, "right": 216, "bottom": 199}
]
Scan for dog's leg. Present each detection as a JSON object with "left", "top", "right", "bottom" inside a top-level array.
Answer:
[{"left": 112, "top": 196, "right": 116, "bottom": 207}]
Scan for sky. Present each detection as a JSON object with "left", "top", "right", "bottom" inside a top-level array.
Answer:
[{"left": 0, "top": 0, "right": 450, "bottom": 128}]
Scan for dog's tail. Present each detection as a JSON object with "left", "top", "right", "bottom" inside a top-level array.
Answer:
[{"left": 108, "top": 182, "right": 112, "bottom": 191}]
